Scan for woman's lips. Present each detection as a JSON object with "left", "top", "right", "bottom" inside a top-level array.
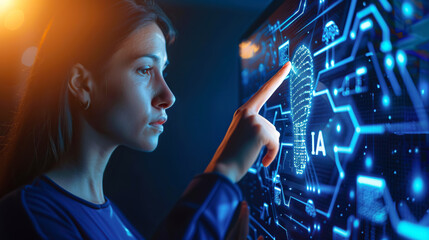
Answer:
[{"left": 149, "top": 116, "right": 167, "bottom": 132}]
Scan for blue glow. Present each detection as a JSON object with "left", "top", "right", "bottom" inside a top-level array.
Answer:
[
  {"left": 353, "top": 219, "right": 359, "bottom": 228},
  {"left": 382, "top": 95, "right": 390, "bottom": 107},
  {"left": 336, "top": 124, "right": 341, "bottom": 132},
  {"left": 248, "top": 168, "right": 257, "bottom": 174},
  {"left": 396, "top": 50, "right": 407, "bottom": 66},
  {"left": 349, "top": 190, "right": 355, "bottom": 199},
  {"left": 385, "top": 54, "right": 394, "bottom": 70},
  {"left": 359, "top": 19, "right": 373, "bottom": 31},
  {"left": 412, "top": 177, "right": 424, "bottom": 194},
  {"left": 356, "top": 66, "right": 367, "bottom": 76},
  {"left": 331, "top": 59, "right": 335, "bottom": 66},
  {"left": 397, "top": 221, "right": 429, "bottom": 239},
  {"left": 334, "top": 88, "right": 338, "bottom": 96},
  {"left": 357, "top": 175, "right": 384, "bottom": 188},
  {"left": 365, "top": 156, "right": 372, "bottom": 169},
  {"left": 350, "top": 31, "right": 356, "bottom": 39},
  {"left": 402, "top": 2, "right": 413, "bottom": 18}
]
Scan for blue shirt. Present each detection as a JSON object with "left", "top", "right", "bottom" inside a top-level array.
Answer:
[{"left": 0, "top": 173, "right": 242, "bottom": 239}]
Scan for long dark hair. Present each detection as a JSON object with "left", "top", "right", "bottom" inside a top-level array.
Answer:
[{"left": 0, "top": 0, "right": 175, "bottom": 197}]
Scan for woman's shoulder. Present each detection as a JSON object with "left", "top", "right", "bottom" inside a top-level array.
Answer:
[
  {"left": 0, "top": 176, "right": 81, "bottom": 239},
  {"left": 0, "top": 184, "right": 43, "bottom": 239}
]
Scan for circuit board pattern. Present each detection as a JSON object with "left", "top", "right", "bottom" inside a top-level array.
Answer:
[{"left": 238, "top": 0, "right": 429, "bottom": 239}]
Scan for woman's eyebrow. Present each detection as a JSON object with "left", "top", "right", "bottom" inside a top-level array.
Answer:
[{"left": 135, "top": 54, "right": 168, "bottom": 68}]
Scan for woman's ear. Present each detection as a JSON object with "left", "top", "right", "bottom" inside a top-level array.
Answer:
[{"left": 68, "top": 63, "right": 94, "bottom": 109}]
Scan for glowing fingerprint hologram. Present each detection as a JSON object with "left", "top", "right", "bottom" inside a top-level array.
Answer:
[{"left": 290, "top": 45, "right": 314, "bottom": 175}]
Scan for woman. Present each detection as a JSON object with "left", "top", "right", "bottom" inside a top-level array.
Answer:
[{"left": 0, "top": 0, "right": 291, "bottom": 239}]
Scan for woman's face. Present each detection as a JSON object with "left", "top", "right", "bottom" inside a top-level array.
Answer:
[{"left": 88, "top": 22, "right": 175, "bottom": 152}]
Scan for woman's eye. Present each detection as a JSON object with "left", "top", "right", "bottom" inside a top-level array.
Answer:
[{"left": 137, "top": 67, "right": 152, "bottom": 76}]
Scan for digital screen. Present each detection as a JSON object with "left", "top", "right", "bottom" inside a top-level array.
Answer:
[{"left": 238, "top": 0, "right": 429, "bottom": 239}]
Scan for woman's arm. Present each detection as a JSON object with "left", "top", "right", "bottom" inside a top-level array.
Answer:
[{"left": 153, "top": 62, "right": 291, "bottom": 240}]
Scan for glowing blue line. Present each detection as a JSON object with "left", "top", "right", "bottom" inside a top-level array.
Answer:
[
  {"left": 266, "top": 104, "right": 291, "bottom": 115},
  {"left": 314, "top": 0, "right": 357, "bottom": 56},
  {"left": 398, "top": 64, "right": 429, "bottom": 128},
  {"left": 359, "top": 19, "right": 373, "bottom": 31},
  {"left": 249, "top": 216, "right": 275, "bottom": 239},
  {"left": 270, "top": 0, "right": 305, "bottom": 33},
  {"left": 367, "top": 42, "right": 389, "bottom": 96},
  {"left": 248, "top": 168, "right": 257, "bottom": 174},
  {"left": 333, "top": 226, "right": 349, "bottom": 237},
  {"left": 280, "top": 0, "right": 307, "bottom": 32},
  {"left": 298, "top": 0, "right": 343, "bottom": 33},
  {"left": 397, "top": 221, "right": 429, "bottom": 240},
  {"left": 359, "top": 125, "right": 385, "bottom": 134},
  {"left": 357, "top": 175, "right": 385, "bottom": 188},
  {"left": 350, "top": 4, "right": 392, "bottom": 52},
  {"left": 379, "top": 0, "right": 392, "bottom": 12}
]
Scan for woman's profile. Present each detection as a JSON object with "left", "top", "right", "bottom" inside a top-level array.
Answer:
[{"left": 0, "top": 0, "right": 291, "bottom": 239}]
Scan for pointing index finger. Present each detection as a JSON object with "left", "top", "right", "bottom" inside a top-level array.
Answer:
[{"left": 245, "top": 62, "right": 292, "bottom": 112}]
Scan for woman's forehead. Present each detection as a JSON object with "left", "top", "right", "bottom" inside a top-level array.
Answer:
[{"left": 114, "top": 22, "right": 167, "bottom": 63}]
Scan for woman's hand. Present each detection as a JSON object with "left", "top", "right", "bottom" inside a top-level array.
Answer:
[{"left": 205, "top": 62, "right": 292, "bottom": 183}]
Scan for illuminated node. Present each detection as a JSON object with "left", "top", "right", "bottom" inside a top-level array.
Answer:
[
  {"left": 365, "top": 156, "right": 372, "bottom": 169},
  {"left": 334, "top": 88, "right": 338, "bottom": 96},
  {"left": 350, "top": 31, "right": 356, "bottom": 39},
  {"left": 388, "top": 115, "right": 392, "bottom": 120},
  {"left": 4, "top": 9, "right": 24, "bottom": 31},
  {"left": 396, "top": 50, "right": 407, "bottom": 66},
  {"left": 325, "top": 62, "right": 329, "bottom": 69},
  {"left": 317, "top": 188, "right": 320, "bottom": 194},
  {"left": 349, "top": 190, "right": 355, "bottom": 199},
  {"left": 384, "top": 54, "right": 394, "bottom": 70},
  {"left": 356, "top": 126, "right": 361, "bottom": 133},
  {"left": 290, "top": 45, "right": 314, "bottom": 175},
  {"left": 412, "top": 177, "right": 424, "bottom": 194},
  {"left": 340, "top": 172, "right": 345, "bottom": 179},
  {"left": 402, "top": 2, "right": 413, "bottom": 18},
  {"left": 317, "top": 225, "right": 320, "bottom": 231},
  {"left": 422, "top": 89, "right": 425, "bottom": 95},
  {"left": 380, "top": 41, "right": 392, "bottom": 52},
  {"left": 415, "top": 148, "right": 419, "bottom": 153},
  {"left": 359, "top": 19, "right": 373, "bottom": 31},
  {"left": 334, "top": 145, "right": 338, "bottom": 152},
  {"left": 21, "top": 46, "right": 38, "bottom": 67},
  {"left": 382, "top": 95, "right": 390, "bottom": 107},
  {"left": 331, "top": 60, "right": 335, "bottom": 67},
  {"left": 322, "top": 21, "right": 340, "bottom": 45},
  {"left": 336, "top": 124, "right": 341, "bottom": 132},
  {"left": 356, "top": 66, "right": 367, "bottom": 76},
  {"left": 353, "top": 219, "right": 359, "bottom": 228}
]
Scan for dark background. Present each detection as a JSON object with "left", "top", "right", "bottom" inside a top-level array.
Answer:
[{"left": 0, "top": 0, "right": 272, "bottom": 237}]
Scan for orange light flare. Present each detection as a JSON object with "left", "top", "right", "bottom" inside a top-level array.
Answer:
[{"left": 239, "top": 40, "right": 260, "bottom": 59}]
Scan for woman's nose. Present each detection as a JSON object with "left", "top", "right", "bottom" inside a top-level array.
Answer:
[{"left": 152, "top": 76, "right": 175, "bottom": 110}]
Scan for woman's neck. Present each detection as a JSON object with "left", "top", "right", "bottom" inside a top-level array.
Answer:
[{"left": 45, "top": 119, "right": 117, "bottom": 204}]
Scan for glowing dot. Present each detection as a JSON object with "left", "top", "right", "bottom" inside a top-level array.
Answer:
[
  {"left": 317, "top": 225, "right": 320, "bottom": 230},
  {"left": 396, "top": 50, "right": 407, "bottom": 66},
  {"left": 402, "top": 2, "right": 413, "bottom": 18},
  {"left": 356, "top": 127, "right": 361, "bottom": 133},
  {"left": 318, "top": 189, "right": 321, "bottom": 194},
  {"left": 336, "top": 124, "right": 341, "bottom": 132},
  {"left": 385, "top": 54, "right": 394, "bottom": 70},
  {"left": 412, "top": 177, "right": 424, "bottom": 194},
  {"left": 365, "top": 156, "right": 372, "bottom": 169},
  {"left": 422, "top": 89, "right": 425, "bottom": 95},
  {"left": 334, "top": 88, "right": 338, "bottom": 96},
  {"left": 308, "top": 227, "right": 311, "bottom": 232},
  {"left": 326, "top": 62, "right": 329, "bottom": 69},
  {"left": 334, "top": 145, "right": 338, "bottom": 152},
  {"left": 350, "top": 31, "right": 356, "bottom": 39},
  {"left": 331, "top": 60, "right": 335, "bottom": 67},
  {"left": 21, "top": 46, "right": 38, "bottom": 67},
  {"left": 353, "top": 219, "right": 359, "bottom": 228},
  {"left": 349, "top": 190, "right": 355, "bottom": 199},
  {"left": 4, "top": 9, "right": 24, "bottom": 30},
  {"left": 381, "top": 41, "right": 392, "bottom": 52},
  {"left": 388, "top": 115, "right": 391, "bottom": 120},
  {"left": 415, "top": 148, "right": 419, "bottom": 153},
  {"left": 340, "top": 172, "right": 345, "bottom": 179},
  {"left": 359, "top": 19, "right": 373, "bottom": 31},
  {"left": 382, "top": 95, "right": 390, "bottom": 107}
]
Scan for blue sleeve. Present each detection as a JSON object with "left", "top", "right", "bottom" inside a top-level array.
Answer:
[{"left": 152, "top": 172, "right": 243, "bottom": 240}]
